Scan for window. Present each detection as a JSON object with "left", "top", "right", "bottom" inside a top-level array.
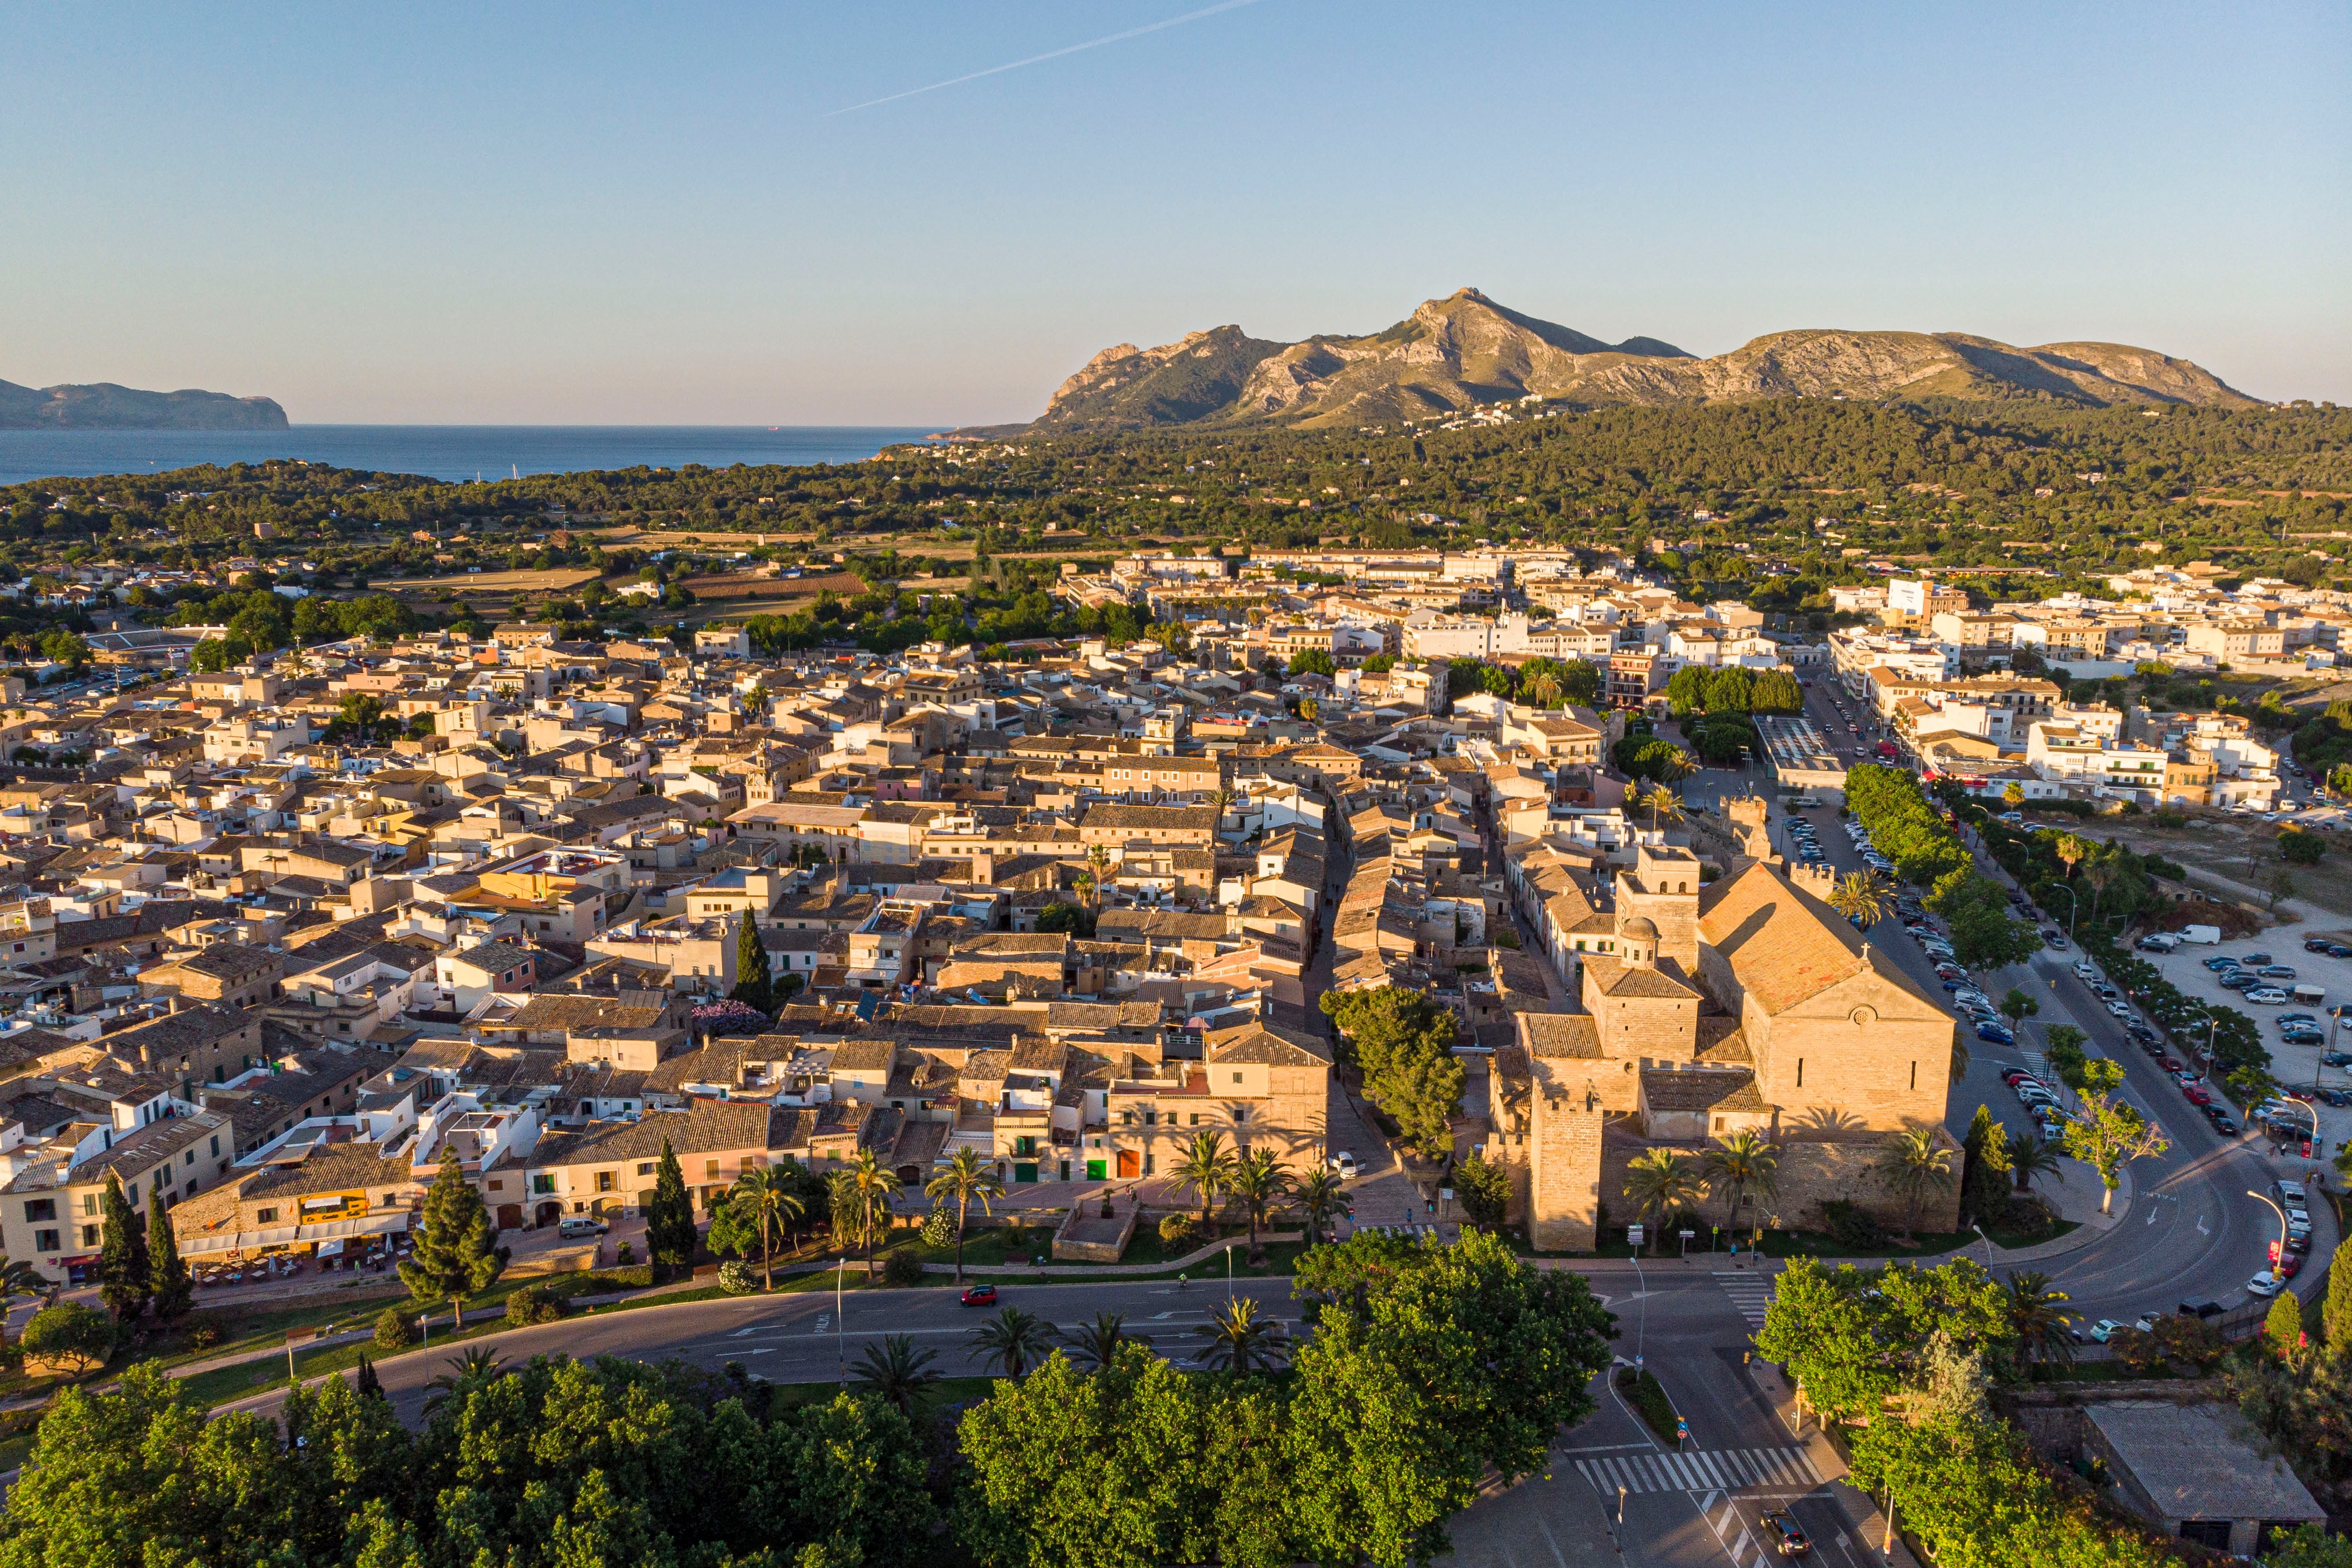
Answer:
[
  {"left": 184, "top": 1150, "right": 195, "bottom": 1166},
  {"left": 1233, "top": 1107, "right": 1249, "bottom": 1124},
  {"left": 36, "top": 1229, "right": 60, "bottom": 1252},
  {"left": 532, "top": 1175, "right": 556, "bottom": 1194},
  {"left": 636, "top": 1162, "right": 655, "bottom": 1176},
  {"left": 1189, "top": 1113, "right": 1202, "bottom": 1126},
  {"left": 595, "top": 1172, "right": 615, "bottom": 1193},
  {"left": 21, "top": 1199, "right": 53, "bottom": 1223},
  {"left": 704, "top": 1160, "right": 720, "bottom": 1180},
  {"left": 1795, "top": 1059, "right": 1803, "bottom": 1089},
  {"left": 256, "top": 1207, "right": 279, "bottom": 1223},
  {"left": 209, "top": 1135, "right": 220, "bottom": 1157}
]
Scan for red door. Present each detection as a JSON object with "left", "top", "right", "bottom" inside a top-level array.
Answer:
[{"left": 1116, "top": 1149, "right": 1140, "bottom": 1179}]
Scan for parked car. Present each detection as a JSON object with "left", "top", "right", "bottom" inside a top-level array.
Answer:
[
  {"left": 2203, "top": 956, "right": 2243, "bottom": 973},
  {"left": 2074, "top": 961, "right": 2100, "bottom": 981},
  {"left": 2183, "top": 1085, "right": 2212, "bottom": 1106},
  {"left": 2085, "top": 1319, "right": 2128, "bottom": 1343},
  {"left": 2260, "top": 966, "right": 2299, "bottom": 980},
  {"left": 2304, "top": 937, "right": 2333, "bottom": 953},
  {"left": 1329, "top": 1150, "right": 1358, "bottom": 1178},
  {"left": 2245, "top": 952, "right": 2275, "bottom": 965},
  {"left": 1976, "top": 1023, "right": 2016, "bottom": 1044},
  {"left": 2247, "top": 988, "right": 2293, "bottom": 1005},
  {"left": 2249, "top": 1271, "right": 2283, "bottom": 1298},
  {"left": 2045, "top": 930, "right": 2068, "bottom": 947},
  {"left": 2207, "top": 1113, "right": 2240, "bottom": 1135}
]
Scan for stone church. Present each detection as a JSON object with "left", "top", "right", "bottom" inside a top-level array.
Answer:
[{"left": 1493, "top": 843, "right": 1965, "bottom": 1250}]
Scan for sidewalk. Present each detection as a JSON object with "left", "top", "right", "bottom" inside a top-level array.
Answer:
[{"left": 1747, "top": 1358, "right": 1925, "bottom": 1568}]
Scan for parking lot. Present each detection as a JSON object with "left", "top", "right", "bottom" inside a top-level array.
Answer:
[{"left": 2138, "top": 937, "right": 2352, "bottom": 1153}]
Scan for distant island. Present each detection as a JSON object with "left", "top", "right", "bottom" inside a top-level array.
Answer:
[
  {"left": 963, "top": 286, "right": 2263, "bottom": 435},
  {"left": 0, "top": 378, "right": 289, "bottom": 430}
]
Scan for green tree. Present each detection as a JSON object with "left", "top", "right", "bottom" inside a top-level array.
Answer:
[
  {"left": 731, "top": 912, "right": 772, "bottom": 1013},
  {"left": 2268, "top": 1289, "right": 2307, "bottom": 1355},
  {"left": 923, "top": 1146, "right": 1005, "bottom": 1282},
  {"left": 1872, "top": 1126, "right": 1956, "bottom": 1240},
  {"left": 1621, "top": 1149, "right": 1704, "bottom": 1253},
  {"left": 1195, "top": 1296, "right": 1287, "bottom": 1376},
  {"left": 723, "top": 1164, "right": 805, "bottom": 1291},
  {"left": 833, "top": 1148, "right": 903, "bottom": 1277},
  {"left": 2270, "top": 1525, "right": 2352, "bottom": 1568},
  {"left": 1827, "top": 869, "right": 1895, "bottom": 928},
  {"left": 1286, "top": 1230, "right": 1614, "bottom": 1568},
  {"left": 852, "top": 1333, "right": 942, "bottom": 1419},
  {"left": 1225, "top": 1147, "right": 1293, "bottom": 1264},
  {"left": 2060, "top": 1092, "right": 2168, "bottom": 1215},
  {"left": 1702, "top": 1131, "right": 1780, "bottom": 1243},
  {"left": 96, "top": 1170, "right": 149, "bottom": 1322},
  {"left": 1294, "top": 1166, "right": 1354, "bottom": 1245},
  {"left": 1288, "top": 647, "right": 1336, "bottom": 677},
  {"left": 2007, "top": 1125, "right": 2065, "bottom": 1196},
  {"left": 0, "top": 1255, "right": 45, "bottom": 1344},
  {"left": 1959, "top": 1106, "right": 2013, "bottom": 1225},
  {"left": 1451, "top": 1153, "right": 1510, "bottom": 1233},
  {"left": 2326, "top": 1226, "right": 2352, "bottom": 1347},
  {"left": 1055, "top": 1309, "right": 1146, "bottom": 1373},
  {"left": 397, "top": 1147, "right": 505, "bottom": 1329},
  {"left": 18, "top": 1301, "right": 113, "bottom": 1375},
  {"left": 146, "top": 1197, "right": 192, "bottom": 1321},
  {"left": 1320, "top": 986, "right": 1466, "bottom": 1154},
  {"left": 37, "top": 627, "right": 89, "bottom": 668},
  {"left": 1170, "top": 1129, "right": 1238, "bottom": 1227},
  {"left": 967, "top": 1305, "right": 1055, "bottom": 1379},
  {"left": 1999, "top": 1269, "right": 2074, "bottom": 1372},
  {"left": 2281, "top": 828, "right": 2325, "bottom": 865},
  {"left": 643, "top": 1136, "right": 698, "bottom": 1271}
]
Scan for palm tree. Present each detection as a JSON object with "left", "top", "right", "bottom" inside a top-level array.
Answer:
[
  {"left": 1194, "top": 1297, "right": 1286, "bottom": 1376},
  {"left": 1207, "top": 787, "right": 1236, "bottom": 827},
  {"left": 967, "top": 1305, "right": 1054, "bottom": 1379},
  {"left": 1520, "top": 672, "right": 1562, "bottom": 709},
  {"left": 1701, "top": 1131, "right": 1779, "bottom": 1244},
  {"left": 1659, "top": 747, "right": 1699, "bottom": 785},
  {"left": 1641, "top": 783, "right": 1686, "bottom": 834},
  {"left": 1873, "top": 1126, "right": 1956, "bottom": 1242},
  {"left": 727, "top": 1165, "right": 805, "bottom": 1292},
  {"left": 1827, "top": 869, "right": 1895, "bottom": 930},
  {"left": 1225, "top": 1147, "right": 1293, "bottom": 1265},
  {"left": 1621, "top": 1149, "right": 1704, "bottom": 1255},
  {"left": 1170, "top": 1130, "right": 1238, "bottom": 1228},
  {"left": 923, "top": 1147, "right": 1004, "bottom": 1283},
  {"left": 0, "top": 1257, "right": 46, "bottom": 1344},
  {"left": 2002, "top": 782, "right": 2025, "bottom": 810},
  {"left": 1057, "top": 1310, "right": 1148, "bottom": 1372},
  {"left": 2008, "top": 1126, "right": 2066, "bottom": 1196},
  {"left": 421, "top": 1345, "right": 508, "bottom": 1416},
  {"left": 2055, "top": 834, "right": 2086, "bottom": 880},
  {"left": 1081, "top": 844, "right": 1113, "bottom": 910},
  {"left": 852, "top": 1333, "right": 942, "bottom": 1416},
  {"left": 1294, "top": 1168, "right": 1352, "bottom": 1246},
  {"left": 2002, "top": 1269, "right": 2075, "bottom": 1372},
  {"left": 837, "top": 1150, "right": 903, "bottom": 1278}
]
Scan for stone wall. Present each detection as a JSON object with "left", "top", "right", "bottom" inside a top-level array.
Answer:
[{"left": 1596, "top": 1126, "right": 1965, "bottom": 1237}]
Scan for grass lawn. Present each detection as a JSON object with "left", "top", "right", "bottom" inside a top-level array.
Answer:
[
  {"left": 1985, "top": 1218, "right": 2081, "bottom": 1250},
  {"left": 1615, "top": 1367, "right": 1681, "bottom": 1445}
]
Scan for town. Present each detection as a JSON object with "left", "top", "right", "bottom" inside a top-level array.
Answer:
[{"left": 0, "top": 523, "right": 2346, "bottom": 1565}]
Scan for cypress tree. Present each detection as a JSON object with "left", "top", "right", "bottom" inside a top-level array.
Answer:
[
  {"left": 97, "top": 1171, "right": 150, "bottom": 1322},
  {"left": 147, "top": 1197, "right": 192, "bottom": 1321},
  {"left": 2326, "top": 1247, "right": 2352, "bottom": 1349},
  {"left": 354, "top": 1352, "right": 384, "bottom": 1400},
  {"left": 398, "top": 1148, "right": 505, "bottom": 1333},
  {"left": 732, "top": 914, "right": 772, "bottom": 1013},
  {"left": 646, "top": 1138, "right": 697, "bottom": 1272},
  {"left": 2266, "top": 1289, "right": 2304, "bottom": 1357}
]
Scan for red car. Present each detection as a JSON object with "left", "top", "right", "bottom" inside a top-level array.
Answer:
[
  {"left": 2183, "top": 1085, "right": 2211, "bottom": 1106},
  {"left": 2159, "top": 1056, "right": 2184, "bottom": 1073},
  {"left": 959, "top": 1284, "right": 998, "bottom": 1307},
  {"left": 2279, "top": 1254, "right": 2304, "bottom": 1279}
]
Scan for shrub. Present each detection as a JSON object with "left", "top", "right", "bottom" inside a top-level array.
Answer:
[
  {"left": 718, "top": 1259, "right": 758, "bottom": 1296},
  {"left": 1820, "top": 1199, "right": 1887, "bottom": 1251},
  {"left": 372, "top": 1306, "right": 418, "bottom": 1351},
  {"left": 504, "top": 1284, "right": 565, "bottom": 1326},
  {"left": 583, "top": 1264, "right": 655, "bottom": 1291},
  {"left": 615, "top": 1240, "right": 634, "bottom": 1265},
  {"left": 19, "top": 1303, "right": 112, "bottom": 1375},
  {"left": 2281, "top": 829, "right": 2325, "bottom": 865},
  {"left": 177, "top": 1311, "right": 228, "bottom": 1352},
  {"left": 1158, "top": 1214, "right": 1200, "bottom": 1253},
  {"left": 2111, "top": 1326, "right": 2168, "bottom": 1376},
  {"left": 1995, "top": 1194, "right": 2058, "bottom": 1242},
  {"left": 2154, "top": 811, "right": 2186, "bottom": 830},
  {"left": 879, "top": 1248, "right": 927, "bottom": 1289},
  {"left": 920, "top": 1207, "right": 956, "bottom": 1248}
]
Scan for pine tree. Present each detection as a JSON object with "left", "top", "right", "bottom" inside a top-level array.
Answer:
[
  {"left": 2326, "top": 1244, "right": 2352, "bottom": 1349},
  {"left": 97, "top": 1171, "right": 150, "bottom": 1322},
  {"left": 645, "top": 1138, "right": 697, "bottom": 1272},
  {"left": 146, "top": 1197, "right": 191, "bottom": 1321},
  {"left": 732, "top": 913, "right": 772, "bottom": 1014},
  {"left": 2267, "top": 1289, "right": 2304, "bottom": 1357},
  {"left": 398, "top": 1148, "right": 505, "bottom": 1333}
]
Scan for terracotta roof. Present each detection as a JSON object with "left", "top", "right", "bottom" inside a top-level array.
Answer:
[
  {"left": 1203, "top": 1021, "right": 1331, "bottom": 1066},
  {"left": 1639, "top": 1068, "right": 1763, "bottom": 1113},
  {"left": 1583, "top": 956, "right": 1702, "bottom": 1002},
  {"left": 1521, "top": 1013, "right": 1601, "bottom": 1059},
  {"left": 1696, "top": 862, "right": 1879, "bottom": 1017}
]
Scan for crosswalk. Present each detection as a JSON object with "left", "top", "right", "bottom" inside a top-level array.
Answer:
[
  {"left": 1713, "top": 1270, "right": 1774, "bottom": 1329},
  {"left": 1576, "top": 1445, "right": 1822, "bottom": 1496}
]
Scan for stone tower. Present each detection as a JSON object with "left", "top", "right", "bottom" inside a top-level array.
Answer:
[{"left": 1614, "top": 842, "right": 1701, "bottom": 971}]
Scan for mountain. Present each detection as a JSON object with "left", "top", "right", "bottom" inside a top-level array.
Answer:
[
  {"left": 1009, "top": 288, "right": 2261, "bottom": 431},
  {"left": 0, "top": 379, "right": 289, "bottom": 430}
]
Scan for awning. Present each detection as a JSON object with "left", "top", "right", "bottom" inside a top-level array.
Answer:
[{"left": 315, "top": 1239, "right": 345, "bottom": 1258}]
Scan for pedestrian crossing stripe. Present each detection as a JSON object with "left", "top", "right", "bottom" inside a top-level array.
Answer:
[
  {"left": 1712, "top": 1271, "right": 1775, "bottom": 1328},
  {"left": 1575, "top": 1446, "right": 1822, "bottom": 1496}
]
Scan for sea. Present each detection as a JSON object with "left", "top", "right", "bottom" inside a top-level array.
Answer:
[{"left": 0, "top": 425, "right": 940, "bottom": 487}]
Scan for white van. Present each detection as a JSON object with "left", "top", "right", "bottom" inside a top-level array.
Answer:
[{"left": 558, "top": 1216, "right": 609, "bottom": 1239}]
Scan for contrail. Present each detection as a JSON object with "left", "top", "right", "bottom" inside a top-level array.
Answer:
[{"left": 830, "top": 0, "right": 1273, "bottom": 114}]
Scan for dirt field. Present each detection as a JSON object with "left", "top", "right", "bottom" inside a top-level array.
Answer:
[
  {"left": 377, "top": 567, "right": 602, "bottom": 596},
  {"left": 569, "top": 523, "right": 1102, "bottom": 563}
]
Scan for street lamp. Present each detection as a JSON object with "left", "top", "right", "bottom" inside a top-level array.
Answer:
[
  {"left": 2247, "top": 1189, "right": 2290, "bottom": 1279},
  {"left": 2045, "top": 881, "right": 2081, "bottom": 942},
  {"left": 1629, "top": 1250, "right": 1647, "bottom": 1368}
]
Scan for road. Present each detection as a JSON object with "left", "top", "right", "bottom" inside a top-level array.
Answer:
[{"left": 1770, "top": 676, "right": 2292, "bottom": 1319}]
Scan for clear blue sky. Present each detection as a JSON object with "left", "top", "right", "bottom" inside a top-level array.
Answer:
[{"left": 3, "top": 2, "right": 2344, "bottom": 423}]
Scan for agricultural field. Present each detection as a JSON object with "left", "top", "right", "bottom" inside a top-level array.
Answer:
[{"left": 375, "top": 565, "right": 603, "bottom": 618}]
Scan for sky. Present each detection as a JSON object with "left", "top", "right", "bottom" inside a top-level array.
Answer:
[{"left": 2, "top": 1, "right": 2345, "bottom": 424}]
